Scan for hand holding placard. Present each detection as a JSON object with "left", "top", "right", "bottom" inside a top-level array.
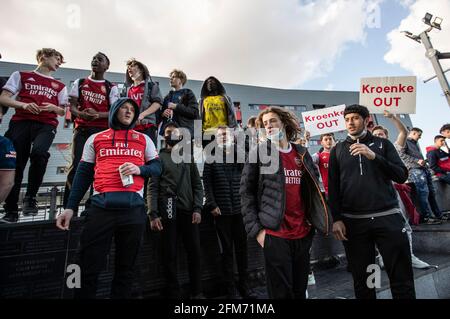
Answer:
[{"left": 359, "top": 76, "right": 417, "bottom": 114}]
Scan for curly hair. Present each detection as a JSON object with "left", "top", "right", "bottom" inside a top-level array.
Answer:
[
  {"left": 256, "top": 106, "right": 302, "bottom": 141},
  {"left": 125, "top": 58, "right": 150, "bottom": 86}
]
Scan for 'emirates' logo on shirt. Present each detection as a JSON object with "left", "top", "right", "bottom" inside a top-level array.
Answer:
[{"left": 284, "top": 167, "right": 303, "bottom": 185}]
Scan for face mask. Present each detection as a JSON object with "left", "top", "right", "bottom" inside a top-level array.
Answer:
[
  {"left": 218, "top": 138, "right": 234, "bottom": 149},
  {"left": 131, "top": 71, "right": 142, "bottom": 81},
  {"left": 165, "top": 136, "right": 181, "bottom": 146},
  {"left": 348, "top": 129, "right": 367, "bottom": 140},
  {"left": 267, "top": 130, "right": 285, "bottom": 142}
]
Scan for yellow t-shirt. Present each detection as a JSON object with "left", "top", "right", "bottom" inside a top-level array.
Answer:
[{"left": 203, "top": 95, "right": 228, "bottom": 133}]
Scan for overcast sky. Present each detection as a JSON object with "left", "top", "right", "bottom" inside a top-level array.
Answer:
[
  {"left": 0, "top": 0, "right": 381, "bottom": 87},
  {"left": 1, "top": 0, "right": 449, "bottom": 150}
]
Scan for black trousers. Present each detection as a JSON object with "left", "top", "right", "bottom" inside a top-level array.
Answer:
[
  {"left": 63, "top": 126, "right": 104, "bottom": 210},
  {"left": 343, "top": 212, "right": 416, "bottom": 299},
  {"left": 4, "top": 120, "right": 55, "bottom": 212},
  {"left": 74, "top": 205, "right": 147, "bottom": 299},
  {"left": 161, "top": 211, "right": 202, "bottom": 297},
  {"left": 214, "top": 214, "right": 250, "bottom": 289},
  {"left": 263, "top": 230, "right": 314, "bottom": 299}
]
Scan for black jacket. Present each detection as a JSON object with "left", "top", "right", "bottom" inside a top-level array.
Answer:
[
  {"left": 203, "top": 146, "right": 244, "bottom": 215},
  {"left": 426, "top": 146, "right": 450, "bottom": 176},
  {"left": 328, "top": 132, "right": 408, "bottom": 221},
  {"left": 161, "top": 88, "right": 199, "bottom": 137},
  {"left": 148, "top": 148, "right": 203, "bottom": 219},
  {"left": 240, "top": 142, "right": 330, "bottom": 238}
]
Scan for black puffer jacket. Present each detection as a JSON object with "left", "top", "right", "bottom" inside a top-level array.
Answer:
[
  {"left": 203, "top": 146, "right": 244, "bottom": 215},
  {"left": 240, "top": 142, "right": 330, "bottom": 238},
  {"left": 161, "top": 88, "right": 199, "bottom": 137}
]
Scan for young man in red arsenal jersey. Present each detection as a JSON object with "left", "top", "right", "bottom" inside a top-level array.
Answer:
[
  {"left": 63, "top": 52, "right": 119, "bottom": 211},
  {"left": 240, "top": 107, "right": 329, "bottom": 299},
  {"left": 311, "top": 133, "right": 336, "bottom": 197},
  {"left": 56, "top": 98, "right": 161, "bottom": 298},
  {"left": 0, "top": 48, "right": 68, "bottom": 223},
  {"left": 122, "top": 58, "right": 163, "bottom": 145}
]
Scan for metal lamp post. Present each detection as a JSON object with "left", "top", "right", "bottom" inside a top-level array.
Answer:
[{"left": 402, "top": 13, "right": 450, "bottom": 106}]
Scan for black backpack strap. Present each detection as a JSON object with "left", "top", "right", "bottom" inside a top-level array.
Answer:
[
  {"left": 77, "top": 78, "right": 85, "bottom": 105},
  {"left": 71, "top": 78, "right": 86, "bottom": 122},
  {"left": 104, "top": 80, "right": 113, "bottom": 109}
]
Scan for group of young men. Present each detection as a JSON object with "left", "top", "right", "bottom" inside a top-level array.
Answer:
[{"left": 0, "top": 48, "right": 449, "bottom": 300}]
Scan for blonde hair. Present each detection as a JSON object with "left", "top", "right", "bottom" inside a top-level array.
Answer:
[
  {"left": 36, "top": 48, "right": 65, "bottom": 64},
  {"left": 170, "top": 69, "right": 187, "bottom": 85}
]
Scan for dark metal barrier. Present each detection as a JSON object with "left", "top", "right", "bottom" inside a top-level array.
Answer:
[
  {"left": 0, "top": 210, "right": 344, "bottom": 298},
  {"left": 0, "top": 211, "right": 267, "bottom": 299}
]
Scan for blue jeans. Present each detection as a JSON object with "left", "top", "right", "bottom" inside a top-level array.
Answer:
[{"left": 409, "top": 168, "right": 442, "bottom": 219}]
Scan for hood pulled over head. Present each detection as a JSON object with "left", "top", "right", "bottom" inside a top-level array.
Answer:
[{"left": 108, "top": 97, "right": 140, "bottom": 130}]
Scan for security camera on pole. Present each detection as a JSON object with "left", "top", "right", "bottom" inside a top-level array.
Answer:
[{"left": 402, "top": 12, "right": 450, "bottom": 107}]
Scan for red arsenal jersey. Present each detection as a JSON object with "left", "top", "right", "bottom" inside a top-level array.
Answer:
[
  {"left": 81, "top": 128, "right": 158, "bottom": 196},
  {"left": 2, "top": 71, "right": 68, "bottom": 127},
  {"left": 318, "top": 151, "right": 330, "bottom": 195},
  {"left": 266, "top": 144, "right": 311, "bottom": 239},
  {"left": 69, "top": 77, "right": 119, "bottom": 128},
  {"left": 127, "top": 82, "right": 152, "bottom": 131}
]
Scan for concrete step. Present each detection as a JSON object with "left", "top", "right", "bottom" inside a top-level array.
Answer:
[
  {"left": 281, "top": 253, "right": 448, "bottom": 299},
  {"left": 377, "top": 253, "right": 450, "bottom": 299},
  {"left": 412, "top": 221, "right": 450, "bottom": 254}
]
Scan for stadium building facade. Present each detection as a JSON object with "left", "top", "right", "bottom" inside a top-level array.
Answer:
[{"left": 0, "top": 61, "right": 413, "bottom": 183}]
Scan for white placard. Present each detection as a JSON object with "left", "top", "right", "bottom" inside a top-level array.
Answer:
[
  {"left": 302, "top": 104, "right": 346, "bottom": 137},
  {"left": 359, "top": 76, "right": 416, "bottom": 114}
]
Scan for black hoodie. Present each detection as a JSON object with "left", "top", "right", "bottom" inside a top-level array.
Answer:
[
  {"left": 199, "top": 76, "right": 237, "bottom": 129},
  {"left": 328, "top": 131, "right": 408, "bottom": 221},
  {"left": 147, "top": 147, "right": 203, "bottom": 218},
  {"left": 160, "top": 88, "right": 199, "bottom": 137}
]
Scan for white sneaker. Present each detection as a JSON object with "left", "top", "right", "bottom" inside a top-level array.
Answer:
[
  {"left": 411, "top": 255, "right": 431, "bottom": 269},
  {"left": 308, "top": 272, "right": 316, "bottom": 286}
]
